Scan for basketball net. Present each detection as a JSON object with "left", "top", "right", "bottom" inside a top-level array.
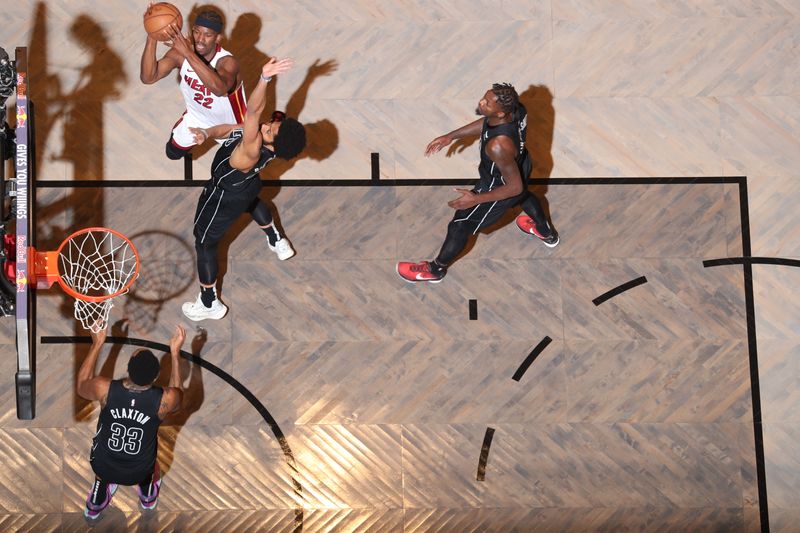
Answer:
[{"left": 34, "top": 228, "right": 140, "bottom": 333}]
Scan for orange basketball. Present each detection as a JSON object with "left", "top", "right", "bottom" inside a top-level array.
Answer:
[{"left": 143, "top": 2, "right": 182, "bottom": 42}]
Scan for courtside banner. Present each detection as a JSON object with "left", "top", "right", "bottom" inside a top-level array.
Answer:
[{"left": 15, "top": 49, "right": 30, "bottom": 370}]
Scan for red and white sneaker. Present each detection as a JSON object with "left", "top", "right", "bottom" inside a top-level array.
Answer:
[
  {"left": 396, "top": 261, "right": 446, "bottom": 283},
  {"left": 515, "top": 215, "right": 560, "bottom": 248}
]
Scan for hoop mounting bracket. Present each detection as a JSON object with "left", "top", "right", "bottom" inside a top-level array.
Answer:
[{"left": 31, "top": 248, "right": 58, "bottom": 289}]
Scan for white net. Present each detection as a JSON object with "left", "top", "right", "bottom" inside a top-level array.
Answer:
[
  {"left": 73, "top": 299, "right": 114, "bottom": 334},
  {"left": 58, "top": 229, "right": 139, "bottom": 333}
]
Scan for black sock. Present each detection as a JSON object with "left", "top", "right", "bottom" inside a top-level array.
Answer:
[
  {"left": 138, "top": 472, "right": 154, "bottom": 499},
  {"left": 536, "top": 220, "right": 554, "bottom": 238},
  {"left": 261, "top": 225, "right": 280, "bottom": 246},
  {"left": 200, "top": 286, "right": 216, "bottom": 308},
  {"left": 89, "top": 478, "right": 109, "bottom": 506},
  {"left": 430, "top": 260, "right": 447, "bottom": 274}
]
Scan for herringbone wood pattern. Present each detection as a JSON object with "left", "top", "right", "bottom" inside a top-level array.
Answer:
[
  {"left": 2, "top": 0, "right": 799, "bottom": 530},
  {"left": 0, "top": 181, "right": 761, "bottom": 530}
]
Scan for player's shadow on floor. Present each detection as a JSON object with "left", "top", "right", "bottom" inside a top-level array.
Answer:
[
  {"left": 27, "top": 4, "right": 126, "bottom": 418},
  {"left": 158, "top": 326, "right": 206, "bottom": 476},
  {"left": 122, "top": 230, "right": 196, "bottom": 336},
  {"left": 215, "top": 59, "right": 340, "bottom": 292},
  {"left": 228, "top": 11, "right": 275, "bottom": 114},
  {"left": 520, "top": 84, "right": 556, "bottom": 224}
]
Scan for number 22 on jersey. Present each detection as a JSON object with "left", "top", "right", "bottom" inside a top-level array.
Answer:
[{"left": 193, "top": 92, "right": 213, "bottom": 109}]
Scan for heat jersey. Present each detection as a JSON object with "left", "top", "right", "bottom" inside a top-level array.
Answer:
[
  {"left": 90, "top": 380, "right": 163, "bottom": 485},
  {"left": 178, "top": 44, "right": 246, "bottom": 128},
  {"left": 476, "top": 104, "right": 531, "bottom": 193}
]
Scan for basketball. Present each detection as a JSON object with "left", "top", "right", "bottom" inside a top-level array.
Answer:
[{"left": 143, "top": 2, "right": 182, "bottom": 42}]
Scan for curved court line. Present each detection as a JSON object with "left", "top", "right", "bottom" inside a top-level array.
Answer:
[
  {"left": 592, "top": 276, "right": 648, "bottom": 306},
  {"left": 42, "top": 335, "right": 304, "bottom": 529},
  {"left": 512, "top": 336, "right": 552, "bottom": 382},
  {"left": 703, "top": 257, "right": 800, "bottom": 269},
  {"left": 476, "top": 427, "right": 495, "bottom": 482}
]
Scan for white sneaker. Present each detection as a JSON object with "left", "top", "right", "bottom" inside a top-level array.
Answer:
[
  {"left": 268, "top": 237, "right": 295, "bottom": 260},
  {"left": 181, "top": 293, "right": 228, "bottom": 321}
]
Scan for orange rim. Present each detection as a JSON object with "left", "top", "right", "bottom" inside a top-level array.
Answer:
[{"left": 55, "top": 227, "right": 140, "bottom": 303}]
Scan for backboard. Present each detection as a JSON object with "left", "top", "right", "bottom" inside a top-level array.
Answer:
[{"left": 12, "top": 47, "right": 35, "bottom": 420}]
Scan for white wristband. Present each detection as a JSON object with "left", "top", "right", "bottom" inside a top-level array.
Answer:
[{"left": 260, "top": 74, "right": 272, "bottom": 83}]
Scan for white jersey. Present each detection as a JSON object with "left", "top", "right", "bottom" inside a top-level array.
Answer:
[{"left": 178, "top": 44, "right": 246, "bottom": 128}]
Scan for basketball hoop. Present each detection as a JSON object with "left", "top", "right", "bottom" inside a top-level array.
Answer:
[{"left": 32, "top": 227, "right": 140, "bottom": 333}]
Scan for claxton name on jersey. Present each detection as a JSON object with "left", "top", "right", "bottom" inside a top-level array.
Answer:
[
  {"left": 108, "top": 407, "right": 151, "bottom": 425},
  {"left": 183, "top": 74, "right": 212, "bottom": 97}
]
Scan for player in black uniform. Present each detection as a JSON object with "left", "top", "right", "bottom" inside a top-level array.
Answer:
[
  {"left": 77, "top": 324, "right": 186, "bottom": 519},
  {"left": 181, "top": 57, "right": 307, "bottom": 321},
  {"left": 397, "top": 83, "right": 558, "bottom": 283}
]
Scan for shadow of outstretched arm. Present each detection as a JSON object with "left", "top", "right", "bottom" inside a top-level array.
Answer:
[{"left": 285, "top": 59, "right": 338, "bottom": 118}]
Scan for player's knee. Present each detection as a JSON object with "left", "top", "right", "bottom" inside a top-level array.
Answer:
[
  {"left": 446, "top": 219, "right": 471, "bottom": 238},
  {"left": 165, "top": 140, "right": 189, "bottom": 160},
  {"left": 194, "top": 240, "right": 216, "bottom": 259}
]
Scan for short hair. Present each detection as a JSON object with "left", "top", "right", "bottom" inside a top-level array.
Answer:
[
  {"left": 273, "top": 118, "right": 306, "bottom": 160},
  {"left": 492, "top": 83, "right": 519, "bottom": 115},
  {"left": 127, "top": 350, "right": 161, "bottom": 386},
  {"left": 194, "top": 10, "right": 224, "bottom": 32}
]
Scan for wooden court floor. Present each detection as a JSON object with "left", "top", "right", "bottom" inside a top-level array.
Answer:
[{"left": 0, "top": 179, "right": 763, "bottom": 531}]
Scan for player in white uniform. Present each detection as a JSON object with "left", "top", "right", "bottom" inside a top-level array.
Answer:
[{"left": 140, "top": 8, "right": 245, "bottom": 159}]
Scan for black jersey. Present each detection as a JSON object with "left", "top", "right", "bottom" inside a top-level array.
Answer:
[
  {"left": 211, "top": 129, "right": 276, "bottom": 192},
  {"left": 90, "top": 380, "right": 163, "bottom": 484},
  {"left": 476, "top": 104, "right": 530, "bottom": 193}
]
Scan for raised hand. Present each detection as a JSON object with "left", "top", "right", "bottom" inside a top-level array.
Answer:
[
  {"left": 164, "top": 24, "right": 192, "bottom": 55},
  {"left": 90, "top": 323, "right": 108, "bottom": 346},
  {"left": 170, "top": 324, "right": 186, "bottom": 354},
  {"left": 261, "top": 57, "right": 295, "bottom": 79},
  {"left": 425, "top": 134, "right": 454, "bottom": 157}
]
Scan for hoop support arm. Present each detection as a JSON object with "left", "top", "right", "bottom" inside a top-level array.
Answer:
[{"left": 31, "top": 248, "right": 59, "bottom": 289}]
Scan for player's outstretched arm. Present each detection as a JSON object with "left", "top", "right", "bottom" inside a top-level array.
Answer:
[
  {"left": 140, "top": 5, "right": 182, "bottom": 84},
  {"left": 158, "top": 325, "right": 186, "bottom": 419},
  {"left": 76, "top": 326, "right": 111, "bottom": 403},
  {"left": 140, "top": 37, "right": 182, "bottom": 84},
  {"left": 189, "top": 124, "right": 239, "bottom": 144},
  {"left": 230, "top": 57, "right": 294, "bottom": 170},
  {"left": 425, "top": 117, "right": 484, "bottom": 156}
]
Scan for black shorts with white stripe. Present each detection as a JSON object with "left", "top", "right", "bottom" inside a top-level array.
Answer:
[
  {"left": 193, "top": 177, "right": 262, "bottom": 246},
  {"left": 450, "top": 189, "right": 527, "bottom": 235}
]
